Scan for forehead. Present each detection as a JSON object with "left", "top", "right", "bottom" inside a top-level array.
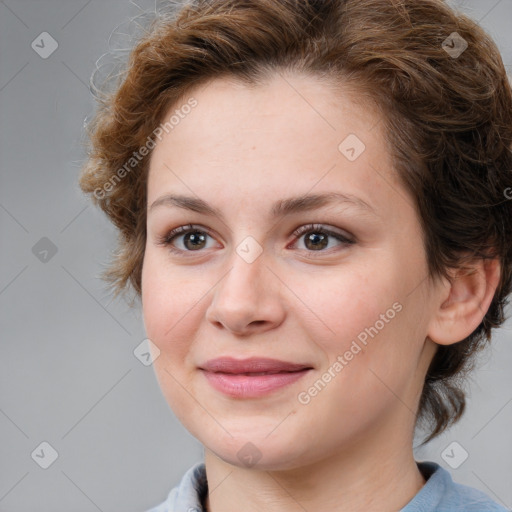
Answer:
[{"left": 147, "top": 73, "right": 407, "bottom": 218}]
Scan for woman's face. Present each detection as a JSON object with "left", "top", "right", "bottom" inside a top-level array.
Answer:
[{"left": 142, "top": 73, "right": 442, "bottom": 470}]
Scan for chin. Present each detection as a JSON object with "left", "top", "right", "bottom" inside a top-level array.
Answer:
[{"left": 203, "top": 431, "right": 315, "bottom": 472}]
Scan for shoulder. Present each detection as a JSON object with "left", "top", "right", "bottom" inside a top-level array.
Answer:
[
  {"left": 401, "top": 461, "right": 509, "bottom": 512},
  {"left": 439, "top": 466, "right": 509, "bottom": 512},
  {"left": 144, "top": 461, "right": 207, "bottom": 512}
]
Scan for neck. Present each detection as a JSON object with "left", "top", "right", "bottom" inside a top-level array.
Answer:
[{"left": 202, "top": 425, "right": 426, "bottom": 512}]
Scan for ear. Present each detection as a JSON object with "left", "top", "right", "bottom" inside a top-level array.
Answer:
[{"left": 427, "top": 258, "right": 501, "bottom": 346}]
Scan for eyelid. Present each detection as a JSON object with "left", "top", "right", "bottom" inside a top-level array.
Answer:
[
  {"left": 154, "top": 223, "right": 217, "bottom": 247},
  {"left": 291, "top": 223, "right": 355, "bottom": 244},
  {"left": 287, "top": 223, "right": 355, "bottom": 258},
  {"left": 156, "top": 222, "right": 355, "bottom": 258}
]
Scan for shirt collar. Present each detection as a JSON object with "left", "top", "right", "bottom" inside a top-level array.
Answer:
[{"left": 165, "top": 460, "right": 447, "bottom": 511}]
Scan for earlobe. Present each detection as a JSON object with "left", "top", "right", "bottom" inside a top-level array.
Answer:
[{"left": 427, "top": 258, "right": 501, "bottom": 346}]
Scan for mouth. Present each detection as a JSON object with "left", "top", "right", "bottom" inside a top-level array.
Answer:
[
  {"left": 198, "top": 357, "right": 313, "bottom": 398},
  {"left": 226, "top": 371, "right": 303, "bottom": 376},
  {"left": 199, "top": 356, "right": 313, "bottom": 374}
]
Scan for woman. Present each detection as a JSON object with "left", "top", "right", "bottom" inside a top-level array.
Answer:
[{"left": 79, "top": 0, "right": 512, "bottom": 510}]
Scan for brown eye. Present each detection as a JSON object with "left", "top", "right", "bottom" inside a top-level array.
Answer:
[
  {"left": 157, "top": 224, "right": 218, "bottom": 255},
  {"left": 303, "top": 231, "right": 329, "bottom": 251},
  {"left": 181, "top": 231, "right": 208, "bottom": 250},
  {"left": 291, "top": 224, "right": 355, "bottom": 254}
]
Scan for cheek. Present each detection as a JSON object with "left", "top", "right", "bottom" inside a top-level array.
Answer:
[
  {"left": 289, "top": 263, "right": 398, "bottom": 351},
  {"left": 141, "top": 252, "right": 204, "bottom": 416},
  {"left": 292, "top": 263, "right": 415, "bottom": 400},
  {"left": 141, "top": 250, "right": 197, "bottom": 354}
]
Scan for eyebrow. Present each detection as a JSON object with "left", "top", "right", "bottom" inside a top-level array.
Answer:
[{"left": 148, "top": 192, "right": 376, "bottom": 220}]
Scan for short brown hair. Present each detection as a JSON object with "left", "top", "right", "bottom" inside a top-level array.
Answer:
[{"left": 79, "top": 0, "right": 512, "bottom": 443}]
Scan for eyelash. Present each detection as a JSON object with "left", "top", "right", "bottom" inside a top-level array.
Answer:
[{"left": 156, "top": 223, "right": 355, "bottom": 258}]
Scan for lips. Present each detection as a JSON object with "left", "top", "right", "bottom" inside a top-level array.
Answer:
[
  {"left": 199, "top": 357, "right": 313, "bottom": 398},
  {"left": 199, "top": 357, "right": 312, "bottom": 374}
]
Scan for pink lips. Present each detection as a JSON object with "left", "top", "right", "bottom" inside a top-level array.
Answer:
[{"left": 199, "top": 357, "right": 313, "bottom": 398}]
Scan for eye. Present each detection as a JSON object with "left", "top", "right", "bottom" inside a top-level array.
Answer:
[
  {"left": 290, "top": 223, "right": 355, "bottom": 255},
  {"left": 156, "top": 224, "right": 218, "bottom": 255},
  {"left": 156, "top": 223, "right": 355, "bottom": 257}
]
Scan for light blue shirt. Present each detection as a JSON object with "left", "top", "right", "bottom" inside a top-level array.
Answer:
[{"left": 146, "top": 460, "right": 509, "bottom": 511}]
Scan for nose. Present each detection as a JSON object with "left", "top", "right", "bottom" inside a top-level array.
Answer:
[{"left": 205, "top": 251, "right": 286, "bottom": 336}]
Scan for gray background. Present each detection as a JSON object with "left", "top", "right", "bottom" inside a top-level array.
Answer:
[{"left": 0, "top": 0, "right": 511, "bottom": 511}]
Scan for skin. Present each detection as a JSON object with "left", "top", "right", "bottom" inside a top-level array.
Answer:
[{"left": 141, "top": 72, "right": 500, "bottom": 512}]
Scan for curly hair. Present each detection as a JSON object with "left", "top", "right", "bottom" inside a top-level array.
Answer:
[{"left": 79, "top": 0, "right": 512, "bottom": 443}]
